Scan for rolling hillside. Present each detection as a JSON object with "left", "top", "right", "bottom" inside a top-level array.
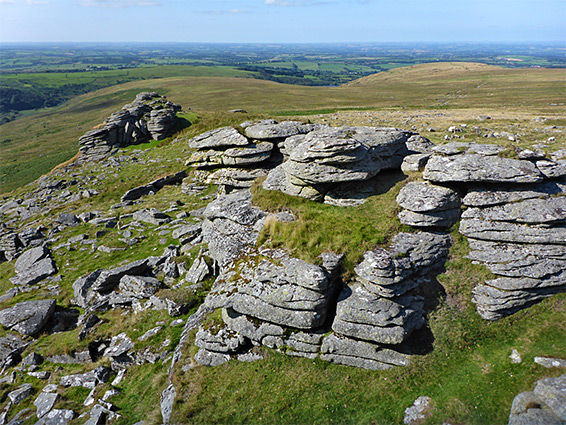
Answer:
[{"left": 1, "top": 62, "right": 564, "bottom": 194}]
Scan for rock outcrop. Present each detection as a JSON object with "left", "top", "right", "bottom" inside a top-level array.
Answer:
[
  {"left": 184, "top": 120, "right": 414, "bottom": 203},
  {"left": 418, "top": 142, "right": 566, "bottom": 320},
  {"left": 78, "top": 92, "right": 181, "bottom": 163}
]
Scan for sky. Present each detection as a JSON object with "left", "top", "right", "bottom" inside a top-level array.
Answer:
[{"left": 0, "top": 0, "right": 564, "bottom": 44}]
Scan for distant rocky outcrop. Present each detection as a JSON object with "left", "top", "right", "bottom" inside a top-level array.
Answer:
[{"left": 78, "top": 92, "right": 181, "bottom": 163}]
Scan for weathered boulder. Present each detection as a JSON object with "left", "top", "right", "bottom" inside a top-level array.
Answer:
[
  {"left": 118, "top": 275, "right": 162, "bottom": 299},
  {"left": 332, "top": 283, "right": 425, "bottom": 345},
  {"left": 229, "top": 248, "right": 335, "bottom": 329},
  {"left": 8, "top": 383, "right": 33, "bottom": 404},
  {"left": 188, "top": 141, "right": 274, "bottom": 167},
  {"left": 35, "top": 391, "right": 59, "bottom": 418},
  {"left": 355, "top": 232, "right": 451, "bottom": 298},
  {"left": 132, "top": 208, "right": 171, "bottom": 225},
  {"left": 283, "top": 127, "right": 409, "bottom": 185},
  {"left": 201, "top": 189, "right": 266, "bottom": 266},
  {"left": 0, "top": 300, "right": 56, "bottom": 336},
  {"left": 397, "top": 182, "right": 460, "bottom": 213},
  {"left": 59, "top": 366, "right": 111, "bottom": 389},
  {"left": 10, "top": 245, "right": 57, "bottom": 286},
  {"left": 103, "top": 333, "right": 134, "bottom": 358},
  {"left": 0, "top": 335, "right": 27, "bottom": 368},
  {"left": 396, "top": 181, "right": 461, "bottom": 228}
]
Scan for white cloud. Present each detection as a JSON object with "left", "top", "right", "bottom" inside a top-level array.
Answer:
[
  {"left": 27, "top": 0, "right": 49, "bottom": 4},
  {"left": 80, "top": 0, "right": 160, "bottom": 7},
  {"left": 0, "top": 0, "right": 15, "bottom": 4},
  {"left": 265, "top": 0, "right": 327, "bottom": 6},
  {"left": 202, "top": 8, "right": 246, "bottom": 15}
]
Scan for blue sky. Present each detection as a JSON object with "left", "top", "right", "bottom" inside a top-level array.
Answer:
[{"left": 0, "top": 0, "right": 564, "bottom": 43}]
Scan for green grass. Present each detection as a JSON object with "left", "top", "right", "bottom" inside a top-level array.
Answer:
[{"left": 252, "top": 171, "right": 408, "bottom": 273}]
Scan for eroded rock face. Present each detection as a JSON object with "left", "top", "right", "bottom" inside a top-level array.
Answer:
[
  {"left": 274, "top": 126, "right": 411, "bottom": 201},
  {"left": 201, "top": 189, "right": 266, "bottom": 267},
  {"left": 222, "top": 248, "right": 337, "bottom": 329},
  {"left": 78, "top": 92, "right": 181, "bottom": 163}
]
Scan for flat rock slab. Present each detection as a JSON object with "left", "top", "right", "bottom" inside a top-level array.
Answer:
[
  {"left": 460, "top": 219, "right": 566, "bottom": 245},
  {"left": 461, "top": 197, "right": 566, "bottom": 225},
  {"left": 320, "top": 333, "right": 409, "bottom": 371},
  {"left": 244, "top": 121, "right": 312, "bottom": 140},
  {"left": 0, "top": 299, "right": 56, "bottom": 336},
  {"left": 423, "top": 154, "right": 544, "bottom": 184},
  {"left": 396, "top": 181, "right": 461, "bottom": 213},
  {"left": 188, "top": 127, "right": 249, "bottom": 149},
  {"left": 462, "top": 182, "right": 565, "bottom": 207}
]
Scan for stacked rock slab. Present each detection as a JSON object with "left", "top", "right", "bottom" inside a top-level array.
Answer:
[
  {"left": 323, "top": 232, "right": 451, "bottom": 370},
  {"left": 184, "top": 121, "right": 414, "bottom": 201},
  {"left": 78, "top": 92, "right": 181, "bottom": 163},
  {"left": 196, "top": 248, "right": 342, "bottom": 365},
  {"left": 185, "top": 121, "right": 314, "bottom": 190},
  {"left": 422, "top": 142, "right": 566, "bottom": 320},
  {"left": 396, "top": 181, "right": 461, "bottom": 228},
  {"left": 265, "top": 126, "right": 412, "bottom": 203}
]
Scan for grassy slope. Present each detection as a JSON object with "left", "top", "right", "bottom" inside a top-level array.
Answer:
[{"left": 1, "top": 62, "right": 564, "bottom": 193}]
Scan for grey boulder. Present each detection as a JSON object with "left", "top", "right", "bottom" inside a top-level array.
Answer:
[{"left": 0, "top": 299, "right": 56, "bottom": 336}]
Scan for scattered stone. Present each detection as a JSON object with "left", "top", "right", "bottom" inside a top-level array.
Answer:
[
  {"left": 103, "top": 333, "right": 134, "bottom": 358},
  {"left": 133, "top": 208, "right": 171, "bottom": 226},
  {"left": 510, "top": 349, "right": 522, "bottom": 364},
  {"left": 534, "top": 357, "right": 566, "bottom": 369},
  {"left": 404, "top": 396, "right": 433, "bottom": 425},
  {"left": 8, "top": 383, "right": 33, "bottom": 404},
  {"left": 34, "top": 392, "right": 59, "bottom": 418},
  {"left": 60, "top": 366, "right": 111, "bottom": 389},
  {"left": 10, "top": 246, "right": 57, "bottom": 286},
  {"left": 161, "top": 384, "right": 176, "bottom": 425}
]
